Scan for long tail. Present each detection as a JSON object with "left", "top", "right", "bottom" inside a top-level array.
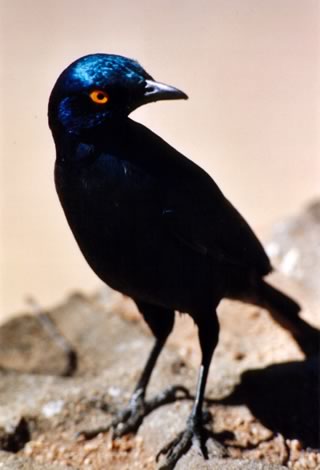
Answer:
[{"left": 244, "top": 280, "right": 319, "bottom": 357}]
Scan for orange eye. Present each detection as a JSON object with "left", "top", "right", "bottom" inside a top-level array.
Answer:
[{"left": 89, "top": 90, "right": 109, "bottom": 104}]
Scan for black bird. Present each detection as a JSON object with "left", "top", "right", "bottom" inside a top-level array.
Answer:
[{"left": 48, "top": 54, "right": 319, "bottom": 469}]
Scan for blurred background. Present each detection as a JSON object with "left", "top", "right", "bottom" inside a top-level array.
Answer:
[{"left": 0, "top": 0, "right": 319, "bottom": 319}]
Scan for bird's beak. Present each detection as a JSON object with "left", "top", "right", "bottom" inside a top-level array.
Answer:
[{"left": 142, "top": 79, "right": 188, "bottom": 104}]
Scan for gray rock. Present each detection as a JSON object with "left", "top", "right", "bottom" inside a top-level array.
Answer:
[
  {"left": 0, "top": 450, "right": 71, "bottom": 469},
  {"left": 266, "top": 200, "right": 320, "bottom": 300},
  {"left": 0, "top": 291, "right": 318, "bottom": 468}
]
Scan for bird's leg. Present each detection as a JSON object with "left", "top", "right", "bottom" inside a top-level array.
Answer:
[
  {"left": 81, "top": 303, "right": 188, "bottom": 439},
  {"left": 109, "top": 338, "right": 190, "bottom": 438},
  {"left": 157, "top": 311, "right": 225, "bottom": 470}
]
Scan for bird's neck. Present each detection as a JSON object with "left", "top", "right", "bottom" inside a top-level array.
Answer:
[{"left": 51, "top": 118, "right": 131, "bottom": 165}]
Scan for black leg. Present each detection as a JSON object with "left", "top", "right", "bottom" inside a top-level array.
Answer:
[
  {"left": 80, "top": 302, "right": 188, "bottom": 439},
  {"left": 132, "top": 301, "right": 175, "bottom": 398},
  {"left": 157, "top": 310, "right": 225, "bottom": 470},
  {"left": 189, "top": 315, "right": 218, "bottom": 426}
]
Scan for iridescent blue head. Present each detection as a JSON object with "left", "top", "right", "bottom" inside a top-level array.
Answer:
[{"left": 48, "top": 53, "right": 187, "bottom": 136}]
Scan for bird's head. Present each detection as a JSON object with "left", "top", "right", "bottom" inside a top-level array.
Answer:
[{"left": 48, "top": 53, "right": 187, "bottom": 137}]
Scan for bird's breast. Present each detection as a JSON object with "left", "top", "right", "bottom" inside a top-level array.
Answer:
[{"left": 54, "top": 155, "right": 165, "bottom": 289}]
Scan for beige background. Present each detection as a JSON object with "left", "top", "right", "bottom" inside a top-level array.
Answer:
[{"left": 1, "top": 0, "right": 319, "bottom": 318}]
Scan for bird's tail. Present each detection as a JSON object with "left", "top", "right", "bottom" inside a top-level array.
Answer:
[{"left": 245, "top": 280, "right": 319, "bottom": 358}]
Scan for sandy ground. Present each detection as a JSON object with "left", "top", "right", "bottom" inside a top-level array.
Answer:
[{"left": 0, "top": 279, "right": 318, "bottom": 470}]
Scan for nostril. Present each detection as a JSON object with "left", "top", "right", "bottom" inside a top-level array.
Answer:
[
  {"left": 144, "top": 83, "right": 156, "bottom": 96},
  {"left": 144, "top": 79, "right": 188, "bottom": 100}
]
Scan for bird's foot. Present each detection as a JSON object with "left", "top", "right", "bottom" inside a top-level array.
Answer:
[
  {"left": 156, "top": 412, "right": 226, "bottom": 470},
  {"left": 79, "top": 385, "right": 190, "bottom": 440}
]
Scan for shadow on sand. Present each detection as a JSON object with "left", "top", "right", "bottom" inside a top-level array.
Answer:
[{"left": 220, "top": 356, "right": 320, "bottom": 449}]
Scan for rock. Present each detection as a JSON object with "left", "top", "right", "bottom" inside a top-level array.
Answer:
[
  {"left": 0, "top": 450, "right": 71, "bottom": 469},
  {"left": 0, "top": 314, "right": 72, "bottom": 376},
  {"left": 265, "top": 200, "right": 320, "bottom": 301},
  {"left": 0, "top": 290, "right": 318, "bottom": 469}
]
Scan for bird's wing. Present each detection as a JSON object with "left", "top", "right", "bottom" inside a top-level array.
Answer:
[
  {"left": 126, "top": 119, "right": 272, "bottom": 276},
  {"left": 160, "top": 160, "right": 272, "bottom": 276}
]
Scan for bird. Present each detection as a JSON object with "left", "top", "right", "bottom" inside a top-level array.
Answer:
[{"left": 48, "top": 53, "right": 319, "bottom": 469}]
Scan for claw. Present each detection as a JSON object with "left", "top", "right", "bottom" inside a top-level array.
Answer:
[
  {"left": 157, "top": 428, "right": 193, "bottom": 470},
  {"left": 145, "top": 385, "right": 191, "bottom": 413},
  {"left": 156, "top": 411, "right": 226, "bottom": 470},
  {"left": 77, "top": 384, "right": 190, "bottom": 442},
  {"left": 77, "top": 424, "right": 111, "bottom": 440},
  {"left": 156, "top": 431, "right": 184, "bottom": 462}
]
